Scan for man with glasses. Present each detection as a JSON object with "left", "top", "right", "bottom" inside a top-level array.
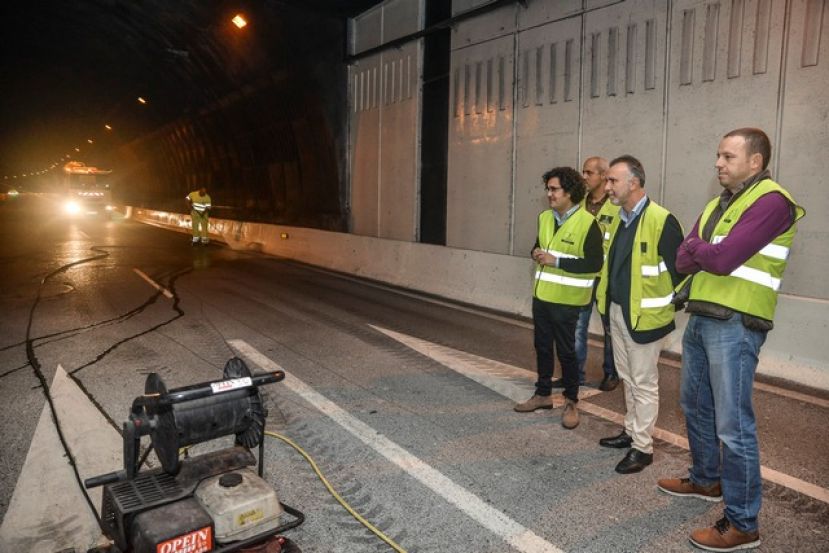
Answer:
[{"left": 514, "top": 167, "right": 603, "bottom": 430}]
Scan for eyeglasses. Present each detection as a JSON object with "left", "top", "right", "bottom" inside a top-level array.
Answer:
[{"left": 544, "top": 185, "right": 563, "bottom": 193}]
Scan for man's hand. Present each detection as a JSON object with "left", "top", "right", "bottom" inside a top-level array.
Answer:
[{"left": 532, "top": 248, "right": 556, "bottom": 267}]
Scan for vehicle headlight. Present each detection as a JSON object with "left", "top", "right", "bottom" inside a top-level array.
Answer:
[{"left": 65, "top": 200, "right": 81, "bottom": 214}]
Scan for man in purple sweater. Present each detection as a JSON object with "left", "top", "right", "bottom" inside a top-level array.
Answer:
[{"left": 657, "top": 128, "right": 804, "bottom": 552}]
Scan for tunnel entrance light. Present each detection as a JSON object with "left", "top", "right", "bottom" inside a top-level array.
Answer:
[{"left": 232, "top": 14, "right": 247, "bottom": 29}]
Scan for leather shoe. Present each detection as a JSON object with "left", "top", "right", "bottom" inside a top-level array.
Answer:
[
  {"left": 615, "top": 448, "right": 653, "bottom": 474},
  {"left": 598, "top": 374, "right": 620, "bottom": 391},
  {"left": 599, "top": 430, "right": 632, "bottom": 449}
]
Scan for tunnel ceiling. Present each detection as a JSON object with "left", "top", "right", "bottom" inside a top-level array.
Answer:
[{"left": 0, "top": 0, "right": 383, "bottom": 177}]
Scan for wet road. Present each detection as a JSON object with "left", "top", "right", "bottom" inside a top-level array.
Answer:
[{"left": 0, "top": 194, "right": 827, "bottom": 552}]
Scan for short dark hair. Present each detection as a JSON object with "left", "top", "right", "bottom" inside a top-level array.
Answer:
[
  {"left": 724, "top": 127, "right": 771, "bottom": 170},
  {"left": 609, "top": 155, "right": 646, "bottom": 187},
  {"left": 542, "top": 166, "right": 587, "bottom": 204}
]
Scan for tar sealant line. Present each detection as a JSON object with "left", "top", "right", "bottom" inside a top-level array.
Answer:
[
  {"left": 132, "top": 268, "right": 173, "bottom": 299},
  {"left": 229, "top": 339, "right": 565, "bottom": 553},
  {"left": 370, "top": 325, "right": 829, "bottom": 505}
]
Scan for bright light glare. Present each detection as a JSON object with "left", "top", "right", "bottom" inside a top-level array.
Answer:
[
  {"left": 105, "top": 205, "right": 115, "bottom": 211},
  {"left": 65, "top": 201, "right": 81, "bottom": 215},
  {"left": 138, "top": 97, "right": 147, "bottom": 104},
  {"left": 105, "top": 124, "right": 112, "bottom": 130},
  {"left": 232, "top": 14, "right": 247, "bottom": 28}
]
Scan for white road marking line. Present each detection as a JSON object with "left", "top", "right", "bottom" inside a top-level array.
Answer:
[
  {"left": 230, "top": 339, "right": 564, "bottom": 553},
  {"left": 133, "top": 268, "right": 173, "bottom": 299},
  {"left": 371, "top": 325, "right": 829, "bottom": 505},
  {"left": 301, "top": 262, "right": 827, "bottom": 406}
]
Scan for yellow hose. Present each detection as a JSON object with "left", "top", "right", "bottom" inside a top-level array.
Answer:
[{"left": 265, "top": 430, "right": 408, "bottom": 553}]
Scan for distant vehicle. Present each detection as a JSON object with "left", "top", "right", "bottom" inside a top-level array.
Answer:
[{"left": 63, "top": 161, "right": 114, "bottom": 217}]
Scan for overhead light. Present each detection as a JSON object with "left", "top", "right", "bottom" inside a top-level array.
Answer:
[
  {"left": 138, "top": 97, "right": 147, "bottom": 104},
  {"left": 105, "top": 124, "right": 112, "bottom": 130},
  {"left": 75, "top": 147, "right": 81, "bottom": 152},
  {"left": 232, "top": 14, "right": 247, "bottom": 29},
  {"left": 88, "top": 139, "right": 94, "bottom": 144}
]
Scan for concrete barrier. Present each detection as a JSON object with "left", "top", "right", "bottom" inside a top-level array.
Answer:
[{"left": 130, "top": 208, "right": 829, "bottom": 391}]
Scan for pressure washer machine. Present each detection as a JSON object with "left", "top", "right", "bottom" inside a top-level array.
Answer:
[{"left": 85, "top": 358, "right": 304, "bottom": 553}]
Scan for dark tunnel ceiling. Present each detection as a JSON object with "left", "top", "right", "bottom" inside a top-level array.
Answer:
[{"left": 0, "top": 0, "right": 384, "bottom": 176}]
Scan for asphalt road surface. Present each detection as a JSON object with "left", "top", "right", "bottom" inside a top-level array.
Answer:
[{"left": 0, "top": 194, "right": 827, "bottom": 552}]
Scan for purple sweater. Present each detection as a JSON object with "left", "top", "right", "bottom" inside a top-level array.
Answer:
[{"left": 676, "top": 192, "right": 793, "bottom": 275}]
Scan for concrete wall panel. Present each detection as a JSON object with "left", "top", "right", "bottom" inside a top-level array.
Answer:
[
  {"left": 513, "top": 19, "right": 583, "bottom": 256},
  {"left": 378, "top": 42, "right": 420, "bottom": 241},
  {"left": 581, "top": 1, "right": 669, "bottom": 203},
  {"left": 451, "top": 1, "right": 517, "bottom": 48},
  {"left": 776, "top": 0, "right": 829, "bottom": 299},
  {"left": 352, "top": 6, "right": 383, "bottom": 55},
  {"left": 664, "top": 0, "right": 785, "bottom": 227},
  {"left": 382, "top": 0, "right": 422, "bottom": 43},
  {"left": 446, "top": 35, "right": 515, "bottom": 253},
  {"left": 349, "top": 57, "right": 381, "bottom": 235}
]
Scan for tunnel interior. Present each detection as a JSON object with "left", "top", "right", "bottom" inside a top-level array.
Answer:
[{"left": 1, "top": 0, "right": 384, "bottom": 230}]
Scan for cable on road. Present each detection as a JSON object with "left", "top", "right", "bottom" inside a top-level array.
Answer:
[{"left": 265, "top": 430, "right": 408, "bottom": 553}]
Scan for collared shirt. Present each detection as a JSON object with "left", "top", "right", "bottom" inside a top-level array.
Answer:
[
  {"left": 553, "top": 204, "right": 580, "bottom": 227},
  {"left": 584, "top": 192, "right": 610, "bottom": 217},
  {"left": 619, "top": 195, "right": 648, "bottom": 227}
]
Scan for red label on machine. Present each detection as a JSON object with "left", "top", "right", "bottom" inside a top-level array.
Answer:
[{"left": 156, "top": 526, "right": 213, "bottom": 553}]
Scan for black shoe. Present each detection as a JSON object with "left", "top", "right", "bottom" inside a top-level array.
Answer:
[
  {"left": 599, "top": 374, "right": 620, "bottom": 391},
  {"left": 550, "top": 378, "right": 565, "bottom": 388},
  {"left": 599, "top": 430, "right": 633, "bottom": 449},
  {"left": 615, "top": 448, "right": 653, "bottom": 474}
]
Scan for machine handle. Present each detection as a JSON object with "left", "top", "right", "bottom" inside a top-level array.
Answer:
[
  {"left": 85, "top": 470, "right": 126, "bottom": 488},
  {"left": 159, "top": 371, "right": 285, "bottom": 405}
]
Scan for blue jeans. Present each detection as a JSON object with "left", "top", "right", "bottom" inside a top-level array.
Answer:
[
  {"left": 575, "top": 303, "right": 617, "bottom": 384},
  {"left": 681, "top": 313, "right": 767, "bottom": 533}
]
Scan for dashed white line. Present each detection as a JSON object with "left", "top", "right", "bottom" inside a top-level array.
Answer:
[
  {"left": 133, "top": 268, "right": 173, "bottom": 299},
  {"left": 230, "top": 339, "right": 565, "bottom": 553}
]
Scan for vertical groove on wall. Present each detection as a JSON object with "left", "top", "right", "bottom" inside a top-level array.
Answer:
[
  {"left": 536, "top": 46, "right": 544, "bottom": 104},
  {"left": 475, "top": 61, "right": 483, "bottom": 113},
  {"left": 703, "top": 3, "right": 720, "bottom": 82},
  {"left": 406, "top": 56, "right": 411, "bottom": 100},
  {"left": 453, "top": 67, "right": 460, "bottom": 117},
  {"left": 373, "top": 67, "right": 378, "bottom": 107},
  {"left": 498, "top": 55, "right": 506, "bottom": 110},
  {"left": 608, "top": 27, "right": 619, "bottom": 96},
  {"left": 549, "top": 42, "right": 558, "bottom": 103},
  {"left": 626, "top": 23, "right": 637, "bottom": 94},
  {"left": 464, "top": 63, "right": 471, "bottom": 114},
  {"left": 753, "top": 0, "right": 771, "bottom": 74},
  {"left": 522, "top": 49, "right": 530, "bottom": 107},
  {"left": 660, "top": 0, "right": 674, "bottom": 205},
  {"left": 680, "top": 9, "right": 695, "bottom": 85},
  {"left": 360, "top": 70, "right": 366, "bottom": 110},
  {"left": 384, "top": 62, "right": 390, "bottom": 105},
  {"left": 353, "top": 73, "right": 358, "bottom": 112},
  {"left": 392, "top": 60, "right": 398, "bottom": 103},
  {"left": 802, "top": 0, "right": 825, "bottom": 67},
  {"left": 773, "top": 0, "right": 794, "bottom": 176},
  {"left": 565, "top": 39, "right": 574, "bottom": 101},
  {"left": 727, "top": 0, "right": 744, "bottom": 78},
  {"left": 590, "top": 32, "right": 601, "bottom": 97},
  {"left": 486, "top": 58, "right": 494, "bottom": 112},
  {"left": 645, "top": 18, "right": 657, "bottom": 89}
]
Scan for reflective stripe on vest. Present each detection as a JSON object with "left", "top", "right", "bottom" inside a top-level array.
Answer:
[{"left": 535, "top": 271, "right": 595, "bottom": 288}]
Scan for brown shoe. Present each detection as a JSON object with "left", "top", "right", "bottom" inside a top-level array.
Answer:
[
  {"left": 657, "top": 477, "right": 722, "bottom": 502},
  {"left": 689, "top": 517, "right": 760, "bottom": 551},
  {"left": 561, "top": 399, "right": 579, "bottom": 429},
  {"left": 514, "top": 394, "right": 554, "bottom": 412}
]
